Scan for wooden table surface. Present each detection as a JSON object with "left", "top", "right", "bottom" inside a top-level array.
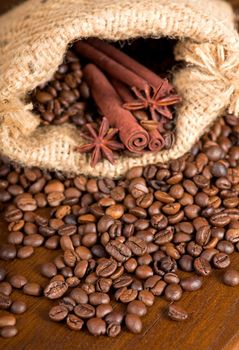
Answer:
[{"left": 1, "top": 1, "right": 239, "bottom": 350}]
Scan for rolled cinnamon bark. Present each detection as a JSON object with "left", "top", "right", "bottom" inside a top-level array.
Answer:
[
  {"left": 74, "top": 41, "right": 148, "bottom": 91},
  {"left": 87, "top": 38, "right": 172, "bottom": 95},
  {"left": 83, "top": 64, "right": 149, "bottom": 153},
  {"left": 148, "top": 129, "right": 165, "bottom": 152},
  {"left": 112, "top": 79, "right": 165, "bottom": 152}
]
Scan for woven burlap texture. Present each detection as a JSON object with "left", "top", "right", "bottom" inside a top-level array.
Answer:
[{"left": 0, "top": 0, "right": 239, "bottom": 178}]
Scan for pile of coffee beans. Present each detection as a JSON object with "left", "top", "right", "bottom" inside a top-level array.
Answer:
[
  {"left": 1, "top": 113, "right": 239, "bottom": 337},
  {"left": 0, "top": 267, "right": 28, "bottom": 338}
]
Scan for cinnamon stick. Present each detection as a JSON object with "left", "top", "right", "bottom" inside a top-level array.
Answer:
[
  {"left": 83, "top": 64, "right": 149, "bottom": 153},
  {"left": 111, "top": 79, "right": 165, "bottom": 152},
  {"left": 88, "top": 38, "right": 172, "bottom": 95},
  {"left": 74, "top": 41, "right": 149, "bottom": 91}
]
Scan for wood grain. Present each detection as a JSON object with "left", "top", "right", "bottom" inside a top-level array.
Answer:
[{"left": 1, "top": 1, "right": 239, "bottom": 349}]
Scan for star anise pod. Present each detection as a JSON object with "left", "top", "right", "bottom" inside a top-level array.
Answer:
[
  {"left": 123, "top": 82, "right": 181, "bottom": 121},
  {"left": 75, "top": 117, "right": 124, "bottom": 167}
]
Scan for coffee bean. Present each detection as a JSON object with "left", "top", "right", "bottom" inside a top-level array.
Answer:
[
  {"left": 107, "top": 322, "right": 121, "bottom": 337},
  {"left": 196, "top": 226, "right": 211, "bottom": 246},
  {"left": 74, "top": 303, "right": 95, "bottom": 319},
  {"left": 0, "top": 267, "right": 6, "bottom": 282},
  {"left": 10, "top": 300, "right": 27, "bottom": 314},
  {"left": 126, "top": 300, "right": 147, "bottom": 316},
  {"left": 113, "top": 275, "right": 133, "bottom": 289},
  {"left": 106, "top": 240, "right": 131, "bottom": 262},
  {"left": 87, "top": 317, "right": 106, "bottom": 336},
  {"left": 17, "top": 246, "right": 34, "bottom": 259},
  {"left": 115, "top": 287, "right": 138, "bottom": 303},
  {"left": 165, "top": 284, "right": 183, "bottom": 301},
  {"left": 70, "top": 288, "right": 88, "bottom": 304},
  {"left": 89, "top": 292, "right": 110, "bottom": 306},
  {"left": 0, "top": 326, "right": 18, "bottom": 338},
  {"left": 180, "top": 276, "right": 202, "bottom": 291},
  {"left": 49, "top": 305, "right": 68, "bottom": 321},
  {"left": 222, "top": 269, "right": 239, "bottom": 286},
  {"left": 154, "top": 226, "right": 174, "bottom": 245},
  {"left": 0, "top": 282, "right": 12, "bottom": 296},
  {"left": 40, "top": 263, "right": 57, "bottom": 278},
  {"left": 96, "top": 259, "right": 117, "bottom": 277},
  {"left": 168, "top": 304, "right": 188, "bottom": 321},
  {"left": 62, "top": 314, "right": 82, "bottom": 332},
  {"left": 0, "top": 315, "right": 16, "bottom": 328},
  {"left": 213, "top": 253, "right": 231, "bottom": 269},
  {"left": 44, "top": 280, "right": 68, "bottom": 299},
  {"left": 0, "top": 244, "right": 17, "bottom": 261},
  {"left": 23, "top": 282, "right": 42, "bottom": 296},
  {"left": 125, "top": 313, "right": 142, "bottom": 334},
  {"left": 0, "top": 293, "right": 12, "bottom": 309},
  {"left": 194, "top": 257, "right": 212, "bottom": 276},
  {"left": 210, "top": 213, "right": 230, "bottom": 227},
  {"left": 125, "top": 236, "right": 147, "bottom": 256}
]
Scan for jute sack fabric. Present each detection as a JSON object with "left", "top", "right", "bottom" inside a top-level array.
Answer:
[{"left": 0, "top": 0, "right": 239, "bottom": 178}]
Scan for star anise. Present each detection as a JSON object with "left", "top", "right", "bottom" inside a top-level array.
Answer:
[
  {"left": 123, "top": 82, "right": 181, "bottom": 121},
  {"left": 75, "top": 117, "right": 124, "bottom": 167}
]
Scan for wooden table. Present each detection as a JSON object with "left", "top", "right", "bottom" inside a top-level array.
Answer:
[{"left": 1, "top": 1, "right": 239, "bottom": 349}]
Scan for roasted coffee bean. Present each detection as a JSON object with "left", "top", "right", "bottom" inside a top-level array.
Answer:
[
  {"left": 44, "top": 280, "right": 68, "bottom": 299},
  {"left": 125, "top": 236, "right": 147, "bottom": 256},
  {"left": 96, "top": 304, "right": 113, "bottom": 318},
  {"left": 0, "top": 267, "right": 6, "bottom": 282},
  {"left": 164, "top": 273, "right": 180, "bottom": 284},
  {"left": 165, "top": 284, "right": 183, "bottom": 301},
  {"left": 96, "top": 278, "right": 112, "bottom": 293},
  {"left": 217, "top": 241, "right": 234, "bottom": 254},
  {"left": 96, "top": 259, "right": 117, "bottom": 277},
  {"left": 135, "top": 265, "right": 153, "bottom": 279},
  {"left": 138, "top": 290, "right": 155, "bottom": 306},
  {"left": 0, "top": 293, "right": 12, "bottom": 309},
  {"left": 0, "top": 315, "right": 16, "bottom": 328},
  {"left": 113, "top": 275, "right": 133, "bottom": 289},
  {"left": 0, "top": 326, "right": 18, "bottom": 338},
  {"left": 107, "top": 322, "right": 121, "bottom": 337},
  {"left": 0, "top": 282, "right": 12, "bottom": 296},
  {"left": 40, "top": 263, "right": 57, "bottom": 278},
  {"left": 154, "top": 227, "right": 174, "bottom": 245},
  {"left": 106, "top": 240, "right": 131, "bottom": 262},
  {"left": 194, "top": 257, "right": 212, "bottom": 276},
  {"left": 196, "top": 226, "right": 211, "bottom": 246},
  {"left": 87, "top": 317, "right": 106, "bottom": 336},
  {"left": 126, "top": 300, "right": 147, "bottom": 317},
  {"left": 210, "top": 213, "right": 230, "bottom": 227},
  {"left": 105, "top": 310, "right": 124, "bottom": 324},
  {"left": 17, "top": 246, "right": 34, "bottom": 259},
  {"left": 70, "top": 288, "right": 88, "bottom": 304},
  {"left": 10, "top": 300, "right": 27, "bottom": 314},
  {"left": 74, "top": 303, "right": 95, "bottom": 319},
  {"left": 49, "top": 305, "right": 68, "bottom": 321},
  {"left": 66, "top": 314, "right": 84, "bottom": 331},
  {"left": 168, "top": 304, "right": 188, "bottom": 321},
  {"left": 125, "top": 313, "right": 142, "bottom": 334},
  {"left": 213, "top": 253, "right": 231, "bottom": 269},
  {"left": 115, "top": 287, "right": 138, "bottom": 303},
  {"left": 222, "top": 269, "right": 239, "bottom": 286},
  {"left": 23, "top": 282, "right": 42, "bottom": 296},
  {"left": 180, "top": 276, "right": 202, "bottom": 291},
  {"left": 89, "top": 292, "right": 110, "bottom": 306},
  {"left": 59, "top": 297, "right": 76, "bottom": 312},
  {"left": 0, "top": 244, "right": 17, "bottom": 261}
]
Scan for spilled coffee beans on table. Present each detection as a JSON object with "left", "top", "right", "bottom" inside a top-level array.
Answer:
[{"left": 1, "top": 113, "right": 239, "bottom": 337}]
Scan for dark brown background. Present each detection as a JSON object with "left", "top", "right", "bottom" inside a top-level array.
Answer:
[{"left": 1, "top": 1, "right": 239, "bottom": 350}]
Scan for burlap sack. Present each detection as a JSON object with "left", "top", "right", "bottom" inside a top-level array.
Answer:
[{"left": 0, "top": 0, "right": 239, "bottom": 178}]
